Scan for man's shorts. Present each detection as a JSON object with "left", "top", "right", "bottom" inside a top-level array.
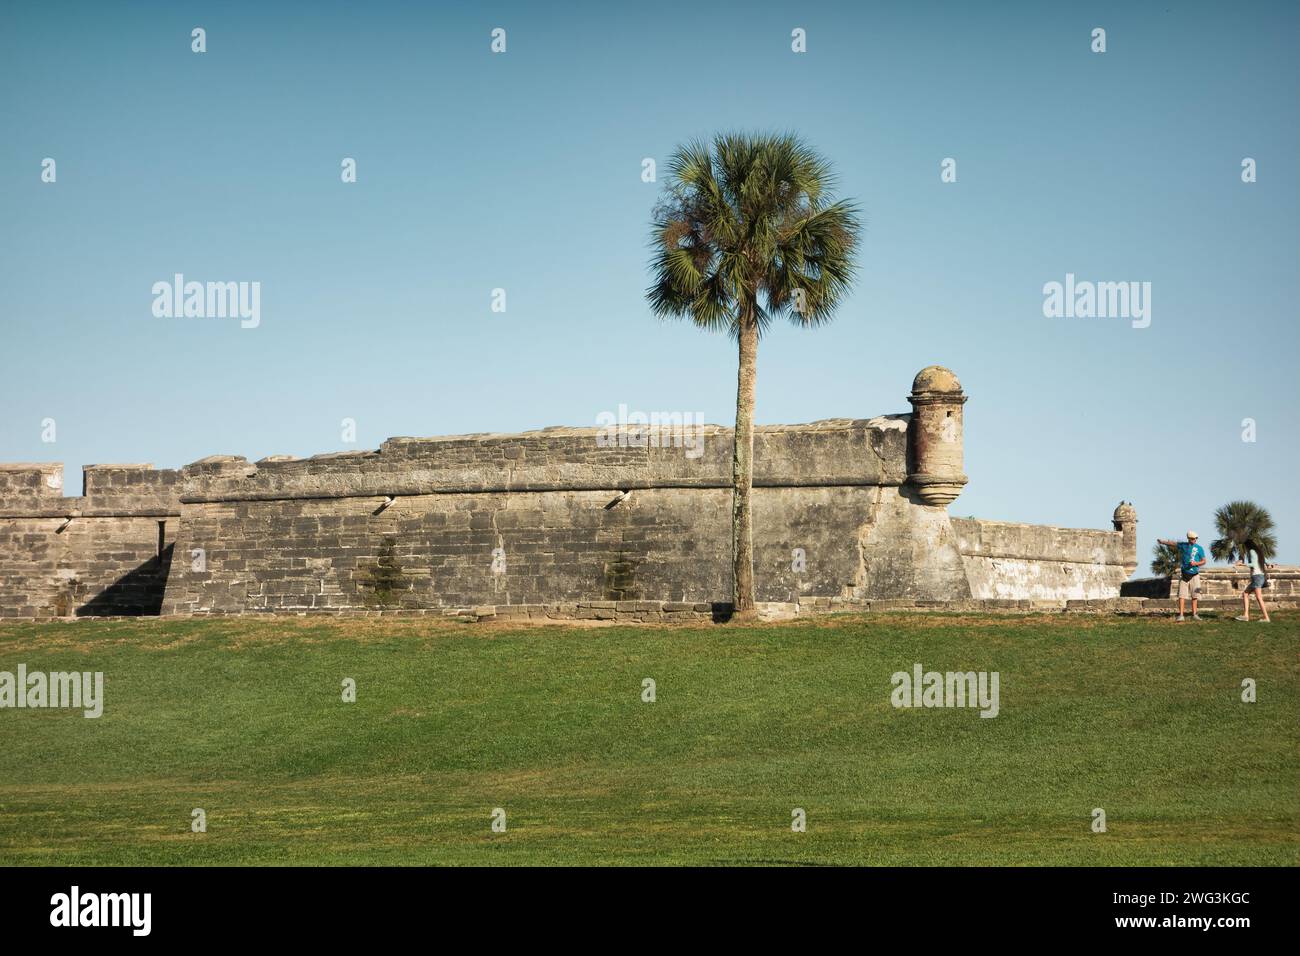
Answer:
[
  {"left": 1244, "top": 573, "right": 1267, "bottom": 594},
  {"left": 1178, "top": 573, "right": 1201, "bottom": 599}
]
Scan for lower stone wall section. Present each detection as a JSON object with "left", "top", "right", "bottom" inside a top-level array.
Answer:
[
  {"left": 161, "top": 485, "right": 973, "bottom": 615},
  {"left": 0, "top": 463, "right": 182, "bottom": 618},
  {"left": 1123, "top": 568, "right": 1299, "bottom": 600},
  {"left": 0, "top": 516, "right": 176, "bottom": 618}
]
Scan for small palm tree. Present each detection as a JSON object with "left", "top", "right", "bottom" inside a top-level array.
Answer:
[
  {"left": 647, "top": 133, "right": 860, "bottom": 616},
  {"left": 1210, "top": 500, "right": 1276, "bottom": 563},
  {"left": 1150, "top": 542, "right": 1181, "bottom": 578}
]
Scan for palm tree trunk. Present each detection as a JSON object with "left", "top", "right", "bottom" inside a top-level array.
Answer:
[{"left": 731, "top": 315, "right": 759, "bottom": 617}]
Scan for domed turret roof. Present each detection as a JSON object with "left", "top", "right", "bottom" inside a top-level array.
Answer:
[{"left": 912, "top": 365, "right": 961, "bottom": 393}]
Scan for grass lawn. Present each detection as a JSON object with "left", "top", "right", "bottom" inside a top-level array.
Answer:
[{"left": 0, "top": 612, "right": 1295, "bottom": 866}]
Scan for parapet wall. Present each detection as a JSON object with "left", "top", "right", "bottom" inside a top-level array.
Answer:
[
  {"left": 952, "top": 516, "right": 1133, "bottom": 602},
  {"left": 178, "top": 418, "right": 910, "bottom": 502}
]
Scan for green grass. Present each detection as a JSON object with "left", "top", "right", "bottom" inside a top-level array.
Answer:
[{"left": 0, "top": 613, "right": 1296, "bottom": 866}]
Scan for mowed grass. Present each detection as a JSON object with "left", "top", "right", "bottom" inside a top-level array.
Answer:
[{"left": 0, "top": 612, "right": 1295, "bottom": 866}]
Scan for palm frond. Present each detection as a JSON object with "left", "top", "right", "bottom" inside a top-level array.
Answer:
[
  {"left": 1150, "top": 542, "right": 1181, "bottom": 578},
  {"left": 1209, "top": 500, "right": 1277, "bottom": 562},
  {"left": 645, "top": 132, "right": 861, "bottom": 337}
]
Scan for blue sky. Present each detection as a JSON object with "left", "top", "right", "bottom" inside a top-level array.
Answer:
[{"left": 1, "top": 0, "right": 1297, "bottom": 567}]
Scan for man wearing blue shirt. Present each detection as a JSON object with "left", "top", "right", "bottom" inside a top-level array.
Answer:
[{"left": 1158, "top": 530, "right": 1206, "bottom": 621}]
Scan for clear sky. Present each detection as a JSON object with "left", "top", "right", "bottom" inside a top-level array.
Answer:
[{"left": 2, "top": 0, "right": 1297, "bottom": 568}]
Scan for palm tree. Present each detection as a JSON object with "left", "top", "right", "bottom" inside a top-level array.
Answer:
[
  {"left": 1210, "top": 500, "right": 1277, "bottom": 563},
  {"left": 1150, "top": 542, "right": 1181, "bottom": 578},
  {"left": 647, "top": 133, "right": 860, "bottom": 617}
]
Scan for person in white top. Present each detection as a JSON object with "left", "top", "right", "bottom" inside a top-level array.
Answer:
[{"left": 1234, "top": 538, "right": 1272, "bottom": 623}]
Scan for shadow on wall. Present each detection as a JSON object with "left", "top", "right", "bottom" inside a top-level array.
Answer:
[
  {"left": 1120, "top": 577, "right": 1172, "bottom": 599},
  {"left": 75, "top": 544, "right": 175, "bottom": 617}
]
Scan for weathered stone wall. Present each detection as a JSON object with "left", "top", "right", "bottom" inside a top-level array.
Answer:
[
  {"left": 1123, "top": 567, "right": 1300, "bottom": 600},
  {"left": 951, "top": 516, "right": 1133, "bottom": 601},
  {"left": 161, "top": 483, "right": 976, "bottom": 615},
  {"left": 174, "top": 417, "right": 910, "bottom": 501},
  {"left": 160, "top": 418, "right": 972, "bottom": 614},
  {"left": 0, "top": 367, "right": 1139, "bottom": 619},
  {"left": 0, "top": 464, "right": 180, "bottom": 617}
]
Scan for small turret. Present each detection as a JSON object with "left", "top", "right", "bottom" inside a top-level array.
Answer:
[
  {"left": 1112, "top": 501, "right": 1138, "bottom": 576},
  {"left": 907, "top": 366, "right": 968, "bottom": 507}
]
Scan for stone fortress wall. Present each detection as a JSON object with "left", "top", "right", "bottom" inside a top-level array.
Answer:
[
  {"left": 0, "top": 367, "right": 1139, "bottom": 619},
  {"left": 0, "top": 462, "right": 180, "bottom": 617},
  {"left": 952, "top": 509, "right": 1138, "bottom": 602}
]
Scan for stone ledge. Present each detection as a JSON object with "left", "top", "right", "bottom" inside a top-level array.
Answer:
[{"left": 7, "top": 595, "right": 1295, "bottom": 624}]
